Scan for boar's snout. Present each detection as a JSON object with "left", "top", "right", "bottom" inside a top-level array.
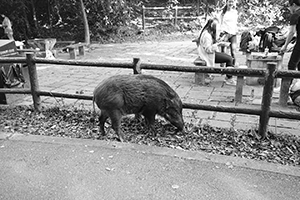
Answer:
[
  {"left": 173, "top": 118, "right": 184, "bottom": 131},
  {"left": 165, "top": 112, "right": 184, "bottom": 131}
]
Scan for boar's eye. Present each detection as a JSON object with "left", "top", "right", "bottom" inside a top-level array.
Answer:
[
  {"left": 165, "top": 113, "right": 171, "bottom": 121},
  {"left": 166, "top": 107, "right": 180, "bottom": 118},
  {"left": 166, "top": 98, "right": 182, "bottom": 110}
]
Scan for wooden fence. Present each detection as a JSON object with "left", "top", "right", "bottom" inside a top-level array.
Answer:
[
  {"left": 142, "top": 6, "right": 199, "bottom": 30},
  {"left": 1, "top": 54, "right": 300, "bottom": 139}
]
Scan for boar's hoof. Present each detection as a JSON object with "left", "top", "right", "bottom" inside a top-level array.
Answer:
[{"left": 116, "top": 131, "right": 125, "bottom": 142}]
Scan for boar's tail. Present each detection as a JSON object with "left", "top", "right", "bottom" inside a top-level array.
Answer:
[{"left": 91, "top": 96, "right": 96, "bottom": 123}]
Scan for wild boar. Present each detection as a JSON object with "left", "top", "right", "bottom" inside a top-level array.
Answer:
[{"left": 93, "top": 74, "right": 184, "bottom": 142}]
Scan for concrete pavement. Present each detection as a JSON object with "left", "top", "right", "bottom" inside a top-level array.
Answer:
[{"left": 1, "top": 132, "right": 300, "bottom": 200}]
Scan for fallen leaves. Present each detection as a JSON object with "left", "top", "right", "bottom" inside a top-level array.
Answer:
[
  {"left": 171, "top": 184, "right": 180, "bottom": 189},
  {"left": 1, "top": 106, "right": 299, "bottom": 166}
]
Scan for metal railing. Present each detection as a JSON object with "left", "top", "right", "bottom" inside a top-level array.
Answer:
[{"left": 1, "top": 54, "right": 300, "bottom": 139}]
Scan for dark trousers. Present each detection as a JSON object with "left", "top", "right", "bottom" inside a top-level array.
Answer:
[
  {"left": 220, "top": 34, "right": 237, "bottom": 65},
  {"left": 215, "top": 52, "right": 234, "bottom": 78},
  {"left": 288, "top": 42, "right": 300, "bottom": 71},
  {"left": 287, "top": 42, "right": 300, "bottom": 87},
  {"left": 215, "top": 52, "right": 234, "bottom": 67}
]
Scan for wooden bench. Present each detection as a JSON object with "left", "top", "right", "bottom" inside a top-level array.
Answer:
[
  {"left": 194, "top": 57, "right": 208, "bottom": 85},
  {"left": 52, "top": 41, "right": 75, "bottom": 57},
  {"left": 54, "top": 41, "right": 75, "bottom": 48},
  {"left": 27, "top": 38, "right": 57, "bottom": 58},
  {"left": 65, "top": 43, "right": 86, "bottom": 59},
  {"left": 192, "top": 39, "right": 209, "bottom": 85}
]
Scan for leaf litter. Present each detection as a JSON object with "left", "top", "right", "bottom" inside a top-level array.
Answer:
[{"left": 0, "top": 106, "right": 299, "bottom": 166}]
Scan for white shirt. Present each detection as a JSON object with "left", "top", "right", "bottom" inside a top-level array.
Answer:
[
  {"left": 197, "top": 30, "right": 218, "bottom": 67},
  {"left": 220, "top": 9, "right": 238, "bottom": 35}
]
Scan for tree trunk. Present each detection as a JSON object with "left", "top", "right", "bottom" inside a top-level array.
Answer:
[
  {"left": 31, "top": 0, "right": 38, "bottom": 29},
  {"left": 80, "top": 0, "right": 90, "bottom": 45},
  {"left": 23, "top": 5, "right": 32, "bottom": 39}
]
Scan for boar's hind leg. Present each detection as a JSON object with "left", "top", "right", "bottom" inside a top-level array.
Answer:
[
  {"left": 98, "top": 110, "right": 109, "bottom": 136},
  {"left": 109, "top": 110, "right": 125, "bottom": 142}
]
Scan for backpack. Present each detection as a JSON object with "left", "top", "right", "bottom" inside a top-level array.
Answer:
[{"left": 239, "top": 31, "right": 252, "bottom": 52}]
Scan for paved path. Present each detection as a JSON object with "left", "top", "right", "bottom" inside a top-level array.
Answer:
[
  {"left": 1, "top": 132, "right": 299, "bottom": 200},
  {"left": 6, "top": 40, "right": 300, "bottom": 135}
]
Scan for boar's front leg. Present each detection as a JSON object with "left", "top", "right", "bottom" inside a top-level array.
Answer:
[{"left": 142, "top": 109, "right": 156, "bottom": 136}]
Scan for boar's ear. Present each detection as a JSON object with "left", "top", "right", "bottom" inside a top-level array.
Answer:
[
  {"left": 165, "top": 98, "right": 175, "bottom": 109},
  {"left": 164, "top": 99, "right": 171, "bottom": 109}
]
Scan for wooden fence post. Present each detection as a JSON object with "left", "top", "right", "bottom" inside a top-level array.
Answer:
[
  {"left": 279, "top": 77, "right": 292, "bottom": 106},
  {"left": 235, "top": 75, "right": 244, "bottom": 105},
  {"left": 142, "top": 6, "right": 145, "bottom": 30},
  {"left": 26, "top": 53, "right": 41, "bottom": 112},
  {"left": 133, "top": 58, "right": 141, "bottom": 74},
  {"left": 258, "top": 62, "right": 276, "bottom": 139}
]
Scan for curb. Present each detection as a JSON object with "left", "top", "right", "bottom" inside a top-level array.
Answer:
[{"left": 1, "top": 132, "right": 299, "bottom": 177}]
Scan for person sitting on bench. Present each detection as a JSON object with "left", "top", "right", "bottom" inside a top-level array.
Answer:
[{"left": 195, "top": 18, "right": 236, "bottom": 85}]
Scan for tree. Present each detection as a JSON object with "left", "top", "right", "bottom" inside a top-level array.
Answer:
[
  {"left": 238, "top": 0, "right": 289, "bottom": 27},
  {"left": 80, "top": 0, "right": 90, "bottom": 45},
  {"left": 0, "top": 0, "right": 292, "bottom": 42}
]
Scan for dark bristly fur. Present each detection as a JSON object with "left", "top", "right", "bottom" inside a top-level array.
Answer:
[{"left": 93, "top": 74, "right": 184, "bottom": 142}]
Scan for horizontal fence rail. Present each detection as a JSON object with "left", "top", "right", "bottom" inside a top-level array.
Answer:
[
  {"left": 2, "top": 88, "right": 300, "bottom": 121},
  {"left": 3, "top": 56, "right": 300, "bottom": 79},
  {"left": 1, "top": 55, "right": 300, "bottom": 139}
]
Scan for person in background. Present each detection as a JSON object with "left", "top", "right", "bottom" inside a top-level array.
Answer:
[
  {"left": 219, "top": 0, "right": 238, "bottom": 66},
  {"left": 0, "top": 14, "right": 14, "bottom": 40},
  {"left": 196, "top": 18, "right": 236, "bottom": 85},
  {"left": 280, "top": 0, "right": 300, "bottom": 106},
  {"left": 281, "top": 0, "right": 300, "bottom": 72}
]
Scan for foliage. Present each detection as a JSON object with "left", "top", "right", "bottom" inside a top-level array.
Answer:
[
  {"left": 84, "top": 0, "right": 143, "bottom": 41},
  {"left": 238, "top": 0, "right": 289, "bottom": 28},
  {"left": 0, "top": 0, "right": 293, "bottom": 42}
]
